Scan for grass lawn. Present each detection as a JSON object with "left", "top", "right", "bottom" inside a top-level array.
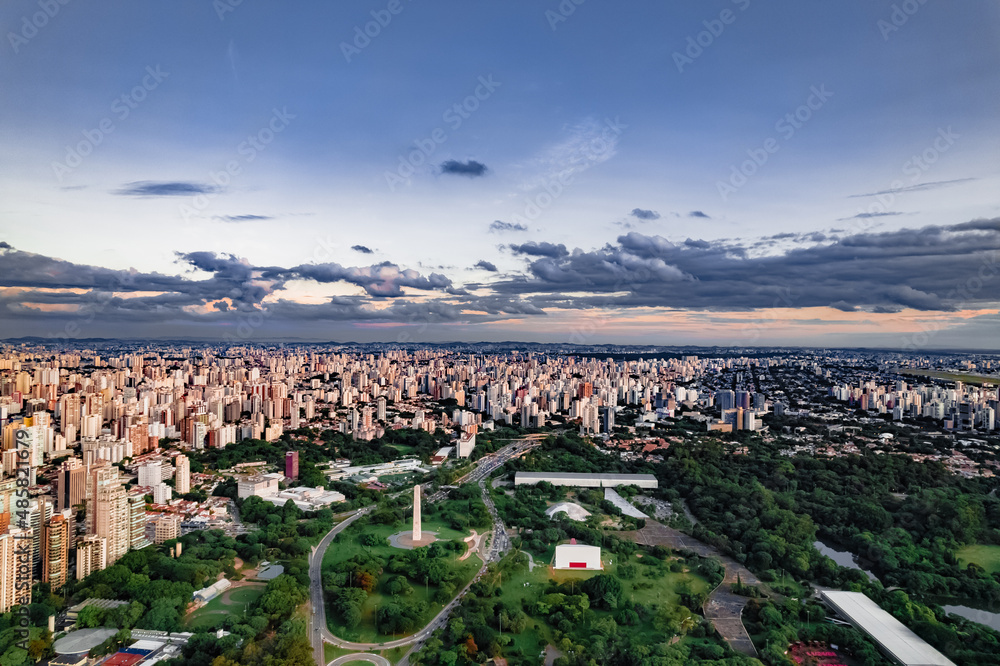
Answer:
[
  {"left": 322, "top": 645, "right": 410, "bottom": 664},
  {"left": 322, "top": 515, "right": 482, "bottom": 643},
  {"left": 323, "top": 644, "right": 361, "bottom": 662},
  {"left": 385, "top": 646, "right": 409, "bottom": 663},
  {"left": 492, "top": 548, "right": 710, "bottom": 662},
  {"left": 899, "top": 368, "right": 997, "bottom": 386},
  {"left": 957, "top": 544, "right": 1000, "bottom": 574},
  {"left": 187, "top": 584, "right": 266, "bottom": 629}
]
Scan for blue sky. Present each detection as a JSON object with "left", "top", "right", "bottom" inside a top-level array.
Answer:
[{"left": 1, "top": 1, "right": 999, "bottom": 347}]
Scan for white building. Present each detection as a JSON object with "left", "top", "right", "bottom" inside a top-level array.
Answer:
[
  {"left": 820, "top": 591, "right": 955, "bottom": 666},
  {"left": 457, "top": 432, "right": 476, "bottom": 458},
  {"left": 554, "top": 542, "right": 602, "bottom": 570},
  {"left": 137, "top": 461, "right": 162, "bottom": 488},
  {"left": 263, "top": 486, "right": 346, "bottom": 510},
  {"left": 237, "top": 473, "right": 283, "bottom": 499},
  {"left": 514, "top": 472, "right": 658, "bottom": 489},
  {"left": 152, "top": 482, "right": 172, "bottom": 504},
  {"left": 193, "top": 578, "right": 231, "bottom": 603}
]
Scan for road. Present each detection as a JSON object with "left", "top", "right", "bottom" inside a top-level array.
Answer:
[
  {"left": 309, "top": 438, "right": 540, "bottom": 665},
  {"left": 309, "top": 507, "right": 373, "bottom": 666}
]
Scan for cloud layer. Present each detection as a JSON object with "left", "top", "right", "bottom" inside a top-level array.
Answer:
[{"left": 2, "top": 218, "right": 999, "bottom": 339}]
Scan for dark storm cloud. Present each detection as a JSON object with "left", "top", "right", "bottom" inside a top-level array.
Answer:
[
  {"left": 116, "top": 181, "right": 218, "bottom": 196},
  {"left": 216, "top": 214, "right": 273, "bottom": 222},
  {"left": 507, "top": 242, "right": 569, "bottom": 258},
  {"left": 3, "top": 219, "right": 999, "bottom": 336},
  {"left": 0, "top": 247, "right": 458, "bottom": 324},
  {"left": 475, "top": 260, "right": 498, "bottom": 272},
  {"left": 488, "top": 219, "right": 1000, "bottom": 312},
  {"left": 351, "top": 245, "right": 374, "bottom": 254},
  {"left": 754, "top": 231, "right": 828, "bottom": 246},
  {"left": 630, "top": 208, "right": 660, "bottom": 221},
  {"left": 463, "top": 296, "right": 546, "bottom": 316},
  {"left": 440, "top": 159, "right": 488, "bottom": 177},
  {"left": 688, "top": 211, "right": 710, "bottom": 219},
  {"left": 264, "top": 261, "right": 453, "bottom": 298},
  {"left": 847, "top": 178, "right": 976, "bottom": 198},
  {"left": 489, "top": 220, "right": 528, "bottom": 233}
]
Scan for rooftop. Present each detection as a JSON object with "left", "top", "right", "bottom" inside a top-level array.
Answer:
[{"left": 820, "top": 591, "right": 956, "bottom": 666}]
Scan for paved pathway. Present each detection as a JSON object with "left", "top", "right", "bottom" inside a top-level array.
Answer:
[
  {"left": 620, "top": 520, "right": 760, "bottom": 657},
  {"left": 309, "top": 508, "right": 372, "bottom": 666},
  {"left": 327, "top": 654, "right": 391, "bottom": 666},
  {"left": 314, "top": 438, "right": 541, "bottom": 666}
]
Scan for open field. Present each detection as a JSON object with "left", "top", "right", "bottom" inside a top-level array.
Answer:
[
  {"left": 957, "top": 544, "right": 1000, "bottom": 574},
  {"left": 898, "top": 368, "right": 998, "bottom": 386},
  {"left": 187, "top": 583, "right": 266, "bottom": 629},
  {"left": 324, "top": 643, "right": 355, "bottom": 662},
  {"left": 494, "top": 549, "right": 710, "bottom": 661}
]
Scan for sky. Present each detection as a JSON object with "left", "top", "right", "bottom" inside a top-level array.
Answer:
[{"left": 1, "top": 0, "right": 999, "bottom": 348}]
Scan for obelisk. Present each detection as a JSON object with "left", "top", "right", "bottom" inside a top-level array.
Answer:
[{"left": 413, "top": 484, "right": 422, "bottom": 541}]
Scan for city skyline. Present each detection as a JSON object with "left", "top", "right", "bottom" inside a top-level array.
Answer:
[{"left": 2, "top": 1, "right": 999, "bottom": 347}]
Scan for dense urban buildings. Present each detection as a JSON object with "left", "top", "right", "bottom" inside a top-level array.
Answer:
[{"left": 0, "top": 341, "right": 998, "bottom": 638}]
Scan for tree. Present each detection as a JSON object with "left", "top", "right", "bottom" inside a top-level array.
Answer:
[
  {"left": 138, "top": 599, "right": 181, "bottom": 632},
  {"left": 76, "top": 605, "right": 105, "bottom": 628},
  {"left": 617, "top": 563, "right": 638, "bottom": 579},
  {"left": 342, "top": 604, "right": 363, "bottom": 629},
  {"left": 582, "top": 574, "right": 623, "bottom": 610}
]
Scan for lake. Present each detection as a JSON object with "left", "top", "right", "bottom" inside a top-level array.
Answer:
[
  {"left": 813, "top": 540, "right": 879, "bottom": 582},
  {"left": 934, "top": 601, "right": 1000, "bottom": 631}
]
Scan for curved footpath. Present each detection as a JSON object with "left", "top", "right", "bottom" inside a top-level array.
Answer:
[
  {"left": 621, "top": 520, "right": 761, "bottom": 657},
  {"left": 327, "top": 654, "right": 391, "bottom": 666},
  {"left": 309, "top": 439, "right": 539, "bottom": 665}
]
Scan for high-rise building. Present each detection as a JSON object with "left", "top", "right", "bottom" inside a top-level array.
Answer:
[
  {"left": 152, "top": 483, "right": 172, "bottom": 504},
  {"left": 128, "top": 492, "right": 150, "bottom": 551},
  {"left": 42, "top": 515, "right": 69, "bottom": 591},
  {"left": 54, "top": 458, "right": 86, "bottom": 512},
  {"left": 285, "top": 450, "right": 299, "bottom": 480},
  {"left": 174, "top": 455, "right": 190, "bottom": 494},
  {"left": 86, "top": 464, "right": 129, "bottom": 566},
  {"left": 96, "top": 483, "right": 128, "bottom": 564},
  {"left": 137, "top": 461, "right": 162, "bottom": 487},
  {"left": 28, "top": 497, "right": 53, "bottom": 577},
  {"left": 1, "top": 527, "right": 31, "bottom": 613},
  {"left": 602, "top": 406, "right": 615, "bottom": 434},
  {"left": 60, "top": 394, "right": 81, "bottom": 439},
  {"left": 153, "top": 514, "right": 181, "bottom": 544},
  {"left": 0, "top": 479, "right": 16, "bottom": 515},
  {"left": 85, "top": 462, "right": 115, "bottom": 533},
  {"left": 76, "top": 535, "right": 107, "bottom": 580}
]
